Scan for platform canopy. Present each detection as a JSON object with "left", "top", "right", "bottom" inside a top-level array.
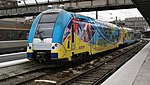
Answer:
[
  {"left": 131, "top": 0, "right": 150, "bottom": 26},
  {"left": 0, "top": 0, "right": 68, "bottom": 10}
]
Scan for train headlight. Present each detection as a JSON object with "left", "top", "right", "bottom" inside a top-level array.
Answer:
[
  {"left": 27, "top": 43, "right": 32, "bottom": 50},
  {"left": 55, "top": 43, "right": 58, "bottom": 47},
  {"left": 52, "top": 43, "right": 61, "bottom": 50},
  {"left": 29, "top": 46, "right": 32, "bottom": 49},
  {"left": 52, "top": 46, "right": 55, "bottom": 49}
]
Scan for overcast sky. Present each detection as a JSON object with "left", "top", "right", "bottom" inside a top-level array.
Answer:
[
  {"left": 77, "top": 8, "right": 142, "bottom": 21},
  {"left": 17, "top": 0, "right": 143, "bottom": 21}
]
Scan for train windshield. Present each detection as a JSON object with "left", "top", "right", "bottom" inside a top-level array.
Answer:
[{"left": 34, "top": 13, "right": 58, "bottom": 39}]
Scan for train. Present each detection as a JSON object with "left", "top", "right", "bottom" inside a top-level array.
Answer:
[
  {"left": 0, "top": 20, "right": 30, "bottom": 41},
  {"left": 27, "top": 9, "right": 141, "bottom": 63},
  {"left": 0, "top": 28, "right": 29, "bottom": 41}
]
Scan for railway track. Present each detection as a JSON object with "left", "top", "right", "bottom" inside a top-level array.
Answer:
[
  {"left": 59, "top": 41, "right": 147, "bottom": 85},
  {"left": 0, "top": 68, "right": 48, "bottom": 85},
  {"left": 23, "top": 41, "right": 147, "bottom": 85},
  {"left": 0, "top": 60, "right": 66, "bottom": 85},
  {"left": 0, "top": 40, "right": 147, "bottom": 85},
  {"left": 0, "top": 66, "right": 67, "bottom": 85}
]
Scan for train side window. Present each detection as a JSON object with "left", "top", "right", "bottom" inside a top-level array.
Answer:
[
  {"left": 89, "top": 21, "right": 95, "bottom": 24},
  {"left": 79, "top": 18, "right": 88, "bottom": 22},
  {"left": 125, "top": 34, "right": 126, "bottom": 38},
  {"left": 104, "top": 28, "right": 111, "bottom": 35}
]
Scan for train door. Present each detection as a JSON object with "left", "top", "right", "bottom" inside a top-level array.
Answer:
[
  {"left": 71, "top": 24, "right": 75, "bottom": 50},
  {"left": 90, "top": 29, "right": 95, "bottom": 54},
  {"left": 88, "top": 24, "right": 96, "bottom": 55},
  {"left": 66, "top": 24, "right": 75, "bottom": 51}
]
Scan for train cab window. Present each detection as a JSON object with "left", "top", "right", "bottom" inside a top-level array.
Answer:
[
  {"left": 39, "top": 13, "right": 58, "bottom": 23},
  {"left": 35, "top": 13, "right": 59, "bottom": 38}
]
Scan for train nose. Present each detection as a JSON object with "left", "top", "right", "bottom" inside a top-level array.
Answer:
[
  {"left": 33, "top": 43, "right": 52, "bottom": 50},
  {"left": 33, "top": 38, "right": 52, "bottom": 50}
]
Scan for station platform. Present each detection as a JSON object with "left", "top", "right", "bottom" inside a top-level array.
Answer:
[{"left": 101, "top": 41, "right": 150, "bottom": 85}]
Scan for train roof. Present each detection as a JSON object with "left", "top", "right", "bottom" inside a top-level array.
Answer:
[
  {"left": 42, "top": 9, "right": 63, "bottom": 14},
  {"left": 42, "top": 9, "right": 117, "bottom": 28},
  {"left": 123, "top": 27, "right": 135, "bottom": 32},
  {"left": 72, "top": 12, "right": 118, "bottom": 28},
  {"left": 42, "top": 9, "right": 135, "bottom": 32},
  {"left": 96, "top": 20, "right": 118, "bottom": 27}
]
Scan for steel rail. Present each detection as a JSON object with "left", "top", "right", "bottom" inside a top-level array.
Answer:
[{"left": 60, "top": 41, "right": 147, "bottom": 85}]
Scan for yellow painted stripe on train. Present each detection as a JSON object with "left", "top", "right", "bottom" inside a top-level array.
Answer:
[{"left": 27, "top": 49, "right": 33, "bottom": 53}]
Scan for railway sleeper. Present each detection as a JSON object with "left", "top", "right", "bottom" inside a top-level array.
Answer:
[
  {"left": 88, "top": 70, "right": 109, "bottom": 76},
  {"left": 101, "top": 65, "right": 118, "bottom": 69},
  {"left": 81, "top": 76, "right": 100, "bottom": 79},
  {"left": 72, "top": 83, "right": 92, "bottom": 85},
  {"left": 98, "top": 66, "right": 114, "bottom": 70},
  {"left": 100, "top": 62, "right": 118, "bottom": 69},
  {"left": 96, "top": 68, "right": 112, "bottom": 71},
  {"left": 79, "top": 78, "right": 100, "bottom": 81},
  {"left": 97, "top": 68, "right": 112, "bottom": 72},
  {"left": 82, "top": 75, "right": 102, "bottom": 79},
  {"left": 72, "top": 81, "right": 93, "bottom": 84}
]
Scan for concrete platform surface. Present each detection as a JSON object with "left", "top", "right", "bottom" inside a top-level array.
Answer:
[
  {"left": 101, "top": 42, "right": 150, "bottom": 85},
  {"left": 132, "top": 46, "right": 150, "bottom": 85}
]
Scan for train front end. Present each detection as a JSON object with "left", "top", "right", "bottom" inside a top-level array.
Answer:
[{"left": 27, "top": 9, "right": 72, "bottom": 62}]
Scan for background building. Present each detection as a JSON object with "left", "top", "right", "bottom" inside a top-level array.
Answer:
[
  {"left": 125, "top": 17, "right": 150, "bottom": 32},
  {"left": 0, "top": 0, "right": 17, "bottom": 9},
  {"left": 110, "top": 20, "right": 125, "bottom": 27}
]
